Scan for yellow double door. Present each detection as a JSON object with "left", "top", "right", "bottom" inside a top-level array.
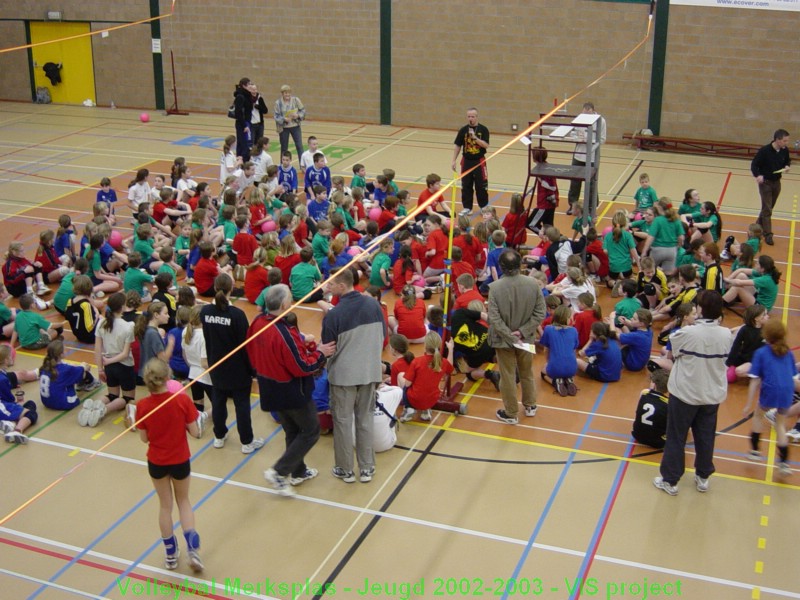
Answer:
[{"left": 30, "top": 22, "right": 96, "bottom": 105}]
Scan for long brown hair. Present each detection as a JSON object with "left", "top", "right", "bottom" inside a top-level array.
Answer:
[
  {"left": 40, "top": 340, "right": 64, "bottom": 380},
  {"left": 103, "top": 292, "right": 126, "bottom": 333},
  {"left": 762, "top": 319, "right": 789, "bottom": 357},
  {"left": 134, "top": 301, "right": 166, "bottom": 340}
]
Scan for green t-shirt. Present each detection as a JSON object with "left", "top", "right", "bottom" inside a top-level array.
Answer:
[
  {"left": 14, "top": 310, "right": 50, "bottom": 347},
  {"left": 351, "top": 174, "right": 367, "bottom": 190},
  {"left": 54, "top": 271, "right": 75, "bottom": 313},
  {"left": 289, "top": 262, "right": 321, "bottom": 300},
  {"left": 571, "top": 215, "right": 593, "bottom": 234},
  {"left": 695, "top": 213, "right": 720, "bottom": 242},
  {"left": 370, "top": 252, "right": 392, "bottom": 287},
  {"left": 634, "top": 186, "right": 658, "bottom": 210},
  {"left": 678, "top": 202, "right": 702, "bottom": 218},
  {"left": 614, "top": 297, "right": 641, "bottom": 323},
  {"left": 133, "top": 238, "right": 155, "bottom": 259},
  {"left": 388, "top": 181, "right": 399, "bottom": 195},
  {"left": 336, "top": 206, "right": 356, "bottom": 230},
  {"left": 124, "top": 268, "right": 153, "bottom": 295},
  {"left": 752, "top": 273, "right": 778, "bottom": 312},
  {"left": 629, "top": 219, "right": 651, "bottom": 235},
  {"left": 82, "top": 247, "right": 102, "bottom": 276},
  {"left": 744, "top": 237, "right": 760, "bottom": 255},
  {"left": 648, "top": 215, "right": 684, "bottom": 248},
  {"left": 602, "top": 230, "right": 636, "bottom": 274},
  {"left": 255, "top": 285, "right": 271, "bottom": 310},
  {"left": 311, "top": 233, "right": 330, "bottom": 265},
  {"left": 175, "top": 235, "right": 190, "bottom": 266},
  {"left": 0, "top": 302, "right": 11, "bottom": 325},
  {"left": 157, "top": 264, "right": 177, "bottom": 288}
]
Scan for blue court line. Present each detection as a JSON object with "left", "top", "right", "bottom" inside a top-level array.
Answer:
[
  {"left": 568, "top": 440, "right": 634, "bottom": 600},
  {"left": 98, "top": 426, "right": 283, "bottom": 598},
  {"left": 26, "top": 398, "right": 273, "bottom": 599},
  {"left": 500, "top": 384, "right": 609, "bottom": 600}
]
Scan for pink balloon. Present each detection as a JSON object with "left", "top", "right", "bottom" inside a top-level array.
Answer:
[
  {"left": 166, "top": 380, "right": 184, "bottom": 394},
  {"left": 602, "top": 226, "right": 613, "bottom": 237},
  {"left": 261, "top": 220, "right": 276, "bottom": 233},
  {"left": 368, "top": 207, "right": 382, "bottom": 221},
  {"left": 530, "top": 247, "right": 544, "bottom": 257},
  {"left": 109, "top": 230, "right": 123, "bottom": 250},
  {"left": 139, "top": 113, "right": 150, "bottom": 123},
  {"left": 347, "top": 246, "right": 361, "bottom": 257}
]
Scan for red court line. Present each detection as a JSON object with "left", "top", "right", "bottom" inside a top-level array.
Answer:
[
  {"left": 0, "top": 536, "right": 228, "bottom": 599},
  {"left": 717, "top": 171, "right": 732, "bottom": 209}
]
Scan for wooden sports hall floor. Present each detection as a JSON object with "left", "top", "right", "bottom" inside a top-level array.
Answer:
[{"left": 0, "top": 102, "right": 798, "bottom": 599}]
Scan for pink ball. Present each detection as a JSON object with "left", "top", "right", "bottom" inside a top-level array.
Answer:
[
  {"left": 261, "top": 220, "right": 276, "bottom": 233},
  {"left": 109, "top": 230, "right": 123, "bottom": 250},
  {"left": 529, "top": 247, "right": 544, "bottom": 257},
  {"left": 602, "top": 226, "right": 613, "bottom": 237},
  {"left": 347, "top": 246, "right": 362, "bottom": 257},
  {"left": 166, "top": 380, "right": 184, "bottom": 394},
  {"left": 139, "top": 112, "right": 150, "bottom": 123},
  {"left": 443, "top": 218, "right": 451, "bottom": 230},
  {"left": 368, "top": 207, "right": 382, "bottom": 221}
]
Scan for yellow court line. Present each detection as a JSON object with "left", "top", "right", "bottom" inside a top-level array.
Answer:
[{"left": 404, "top": 418, "right": 800, "bottom": 490}]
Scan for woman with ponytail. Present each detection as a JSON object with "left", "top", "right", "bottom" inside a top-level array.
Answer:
[
  {"left": 200, "top": 274, "right": 263, "bottom": 454},
  {"left": 743, "top": 319, "right": 796, "bottom": 476},
  {"left": 398, "top": 331, "right": 453, "bottom": 422},
  {"left": 723, "top": 254, "right": 781, "bottom": 312},
  {"left": 602, "top": 210, "right": 639, "bottom": 297}
]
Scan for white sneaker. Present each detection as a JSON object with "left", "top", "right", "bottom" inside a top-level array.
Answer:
[
  {"left": 213, "top": 434, "right": 227, "bottom": 449},
  {"left": 125, "top": 403, "right": 137, "bottom": 431},
  {"left": 264, "top": 467, "right": 296, "bottom": 496},
  {"left": 33, "top": 296, "right": 49, "bottom": 311},
  {"left": 778, "top": 462, "right": 792, "bottom": 477},
  {"left": 765, "top": 408, "right": 777, "bottom": 425},
  {"left": 458, "top": 208, "right": 472, "bottom": 217},
  {"left": 695, "top": 475, "right": 709, "bottom": 493},
  {"left": 653, "top": 476, "right": 678, "bottom": 496},
  {"left": 241, "top": 437, "right": 265, "bottom": 454},
  {"left": 787, "top": 429, "right": 800, "bottom": 443},
  {"left": 0, "top": 421, "right": 15, "bottom": 434},
  {"left": 77, "top": 400, "right": 95, "bottom": 427},
  {"left": 88, "top": 401, "right": 106, "bottom": 427},
  {"left": 420, "top": 409, "right": 432, "bottom": 422},
  {"left": 195, "top": 411, "right": 208, "bottom": 438},
  {"left": 5, "top": 431, "right": 28, "bottom": 444},
  {"left": 36, "top": 283, "right": 50, "bottom": 295},
  {"left": 720, "top": 249, "right": 731, "bottom": 261},
  {"left": 399, "top": 407, "right": 416, "bottom": 422}
]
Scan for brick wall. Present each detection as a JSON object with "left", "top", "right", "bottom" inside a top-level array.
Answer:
[{"left": 1, "top": 1, "right": 798, "bottom": 146}]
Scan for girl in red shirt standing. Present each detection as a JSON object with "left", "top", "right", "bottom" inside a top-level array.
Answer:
[
  {"left": 136, "top": 358, "right": 205, "bottom": 572},
  {"left": 398, "top": 331, "right": 453, "bottom": 422}
]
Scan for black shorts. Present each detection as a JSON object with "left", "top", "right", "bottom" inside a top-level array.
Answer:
[
  {"left": 105, "top": 362, "right": 137, "bottom": 391},
  {"left": 148, "top": 460, "right": 191, "bottom": 480},
  {"left": 609, "top": 269, "right": 633, "bottom": 279},
  {"left": 190, "top": 380, "right": 213, "bottom": 403},
  {"left": 6, "top": 371, "right": 19, "bottom": 388},
  {"left": 585, "top": 363, "right": 603, "bottom": 381}
]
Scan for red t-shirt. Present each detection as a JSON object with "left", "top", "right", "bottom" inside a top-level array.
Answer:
[
  {"left": 405, "top": 354, "right": 453, "bottom": 409},
  {"left": 392, "top": 260, "right": 415, "bottom": 295},
  {"left": 249, "top": 203, "right": 267, "bottom": 227},
  {"left": 193, "top": 257, "right": 219, "bottom": 294},
  {"left": 152, "top": 201, "right": 167, "bottom": 224},
  {"left": 394, "top": 301, "right": 427, "bottom": 340},
  {"left": 417, "top": 188, "right": 445, "bottom": 214},
  {"left": 377, "top": 209, "right": 396, "bottom": 232},
  {"left": 502, "top": 212, "right": 528, "bottom": 247},
  {"left": 293, "top": 221, "right": 309, "bottom": 247},
  {"left": 353, "top": 200, "right": 365, "bottom": 221},
  {"left": 274, "top": 253, "right": 301, "bottom": 285},
  {"left": 573, "top": 309, "right": 600, "bottom": 348},
  {"left": 233, "top": 232, "right": 258, "bottom": 266},
  {"left": 454, "top": 288, "right": 484, "bottom": 310},
  {"left": 426, "top": 229, "right": 449, "bottom": 269},
  {"left": 586, "top": 239, "right": 609, "bottom": 277},
  {"left": 450, "top": 260, "right": 475, "bottom": 286},
  {"left": 453, "top": 234, "right": 484, "bottom": 270},
  {"left": 410, "top": 240, "right": 428, "bottom": 272},
  {"left": 244, "top": 265, "right": 269, "bottom": 303},
  {"left": 136, "top": 391, "right": 196, "bottom": 466},
  {"left": 390, "top": 356, "right": 412, "bottom": 386}
]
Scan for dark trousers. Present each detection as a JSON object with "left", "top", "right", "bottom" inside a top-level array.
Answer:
[
  {"left": 235, "top": 122, "right": 252, "bottom": 161},
  {"left": 567, "top": 157, "right": 598, "bottom": 208},
  {"left": 461, "top": 158, "right": 488, "bottom": 211},
  {"left": 756, "top": 179, "right": 781, "bottom": 236},
  {"left": 251, "top": 121, "right": 264, "bottom": 146},
  {"left": 274, "top": 399, "right": 321, "bottom": 477},
  {"left": 211, "top": 386, "right": 254, "bottom": 445},
  {"left": 279, "top": 126, "right": 304, "bottom": 163},
  {"left": 659, "top": 394, "right": 719, "bottom": 485}
]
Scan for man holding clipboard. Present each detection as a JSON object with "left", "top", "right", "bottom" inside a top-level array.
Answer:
[{"left": 751, "top": 128, "right": 791, "bottom": 246}]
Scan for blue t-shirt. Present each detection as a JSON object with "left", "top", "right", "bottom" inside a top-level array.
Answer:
[
  {"left": 484, "top": 246, "right": 505, "bottom": 286},
  {"left": 749, "top": 346, "right": 797, "bottom": 410},
  {"left": 278, "top": 166, "right": 298, "bottom": 193},
  {"left": 308, "top": 199, "right": 330, "bottom": 223},
  {"left": 40, "top": 363, "right": 85, "bottom": 411},
  {"left": 584, "top": 339, "right": 623, "bottom": 382},
  {"left": 97, "top": 189, "right": 118, "bottom": 206},
  {"left": 619, "top": 328, "right": 653, "bottom": 372},
  {"left": 168, "top": 326, "right": 189, "bottom": 376},
  {"left": 54, "top": 231, "right": 73, "bottom": 258},
  {"left": 539, "top": 325, "right": 579, "bottom": 379},
  {"left": 373, "top": 187, "right": 388, "bottom": 207}
]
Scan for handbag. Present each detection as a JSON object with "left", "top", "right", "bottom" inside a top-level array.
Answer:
[{"left": 227, "top": 104, "right": 236, "bottom": 119}]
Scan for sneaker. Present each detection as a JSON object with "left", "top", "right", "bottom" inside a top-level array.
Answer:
[
  {"left": 36, "top": 283, "right": 50, "bottom": 295},
  {"left": 288, "top": 467, "right": 318, "bottom": 486},
  {"left": 778, "top": 462, "right": 792, "bottom": 477},
  {"left": 724, "top": 235, "right": 735, "bottom": 246},
  {"left": 485, "top": 369, "right": 501, "bottom": 392},
  {"left": 195, "top": 411, "right": 208, "bottom": 438},
  {"left": 555, "top": 378, "right": 568, "bottom": 397},
  {"left": 653, "top": 476, "right": 678, "bottom": 496},
  {"left": 420, "top": 409, "right": 432, "bottom": 422},
  {"left": 399, "top": 407, "right": 416, "bottom": 422},
  {"left": 565, "top": 378, "right": 578, "bottom": 396},
  {"left": 5, "top": 431, "right": 28, "bottom": 444},
  {"left": 213, "top": 435, "right": 227, "bottom": 449},
  {"left": 695, "top": 475, "right": 709, "bottom": 493},
  {"left": 0, "top": 421, "right": 14, "bottom": 434},
  {"left": 360, "top": 467, "right": 375, "bottom": 483},
  {"left": 188, "top": 549, "right": 204, "bottom": 573},
  {"left": 125, "top": 403, "right": 137, "bottom": 431},
  {"left": 787, "top": 429, "right": 800, "bottom": 443},
  {"left": 33, "top": 296, "right": 49, "bottom": 311},
  {"left": 458, "top": 208, "right": 472, "bottom": 217},
  {"left": 495, "top": 409, "right": 518, "bottom": 425},
  {"left": 264, "top": 467, "right": 297, "bottom": 496},
  {"left": 94, "top": 290, "right": 105, "bottom": 299},
  {"left": 77, "top": 399, "right": 95, "bottom": 427},
  {"left": 764, "top": 233, "right": 774, "bottom": 246},
  {"left": 88, "top": 401, "right": 106, "bottom": 427},
  {"left": 748, "top": 450, "right": 763, "bottom": 461},
  {"left": 165, "top": 550, "right": 180, "bottom": 571},
  {"left": 523, "top": 405, "right": 537, "bottom": 417},
  {"left": 332, "top": 466, "right": 356, "bottom": 483},
  {"left": 80, "top": 379, "right": 103, "bottom": 393},
  {"left": 610, "top": 279, "right": 623, "bottom": 298},
  {"left": 241, "top": 437, "right": 265, "bottom": 454},
  {"left": 720, "top": 249, "right": 731, "bottom": 261},
  {"left": 566, "top": 206, "right": 574, "bottom": 216},
  {"left": 764, "top": 409, "right": 777, "bottom": 425}
]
